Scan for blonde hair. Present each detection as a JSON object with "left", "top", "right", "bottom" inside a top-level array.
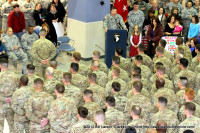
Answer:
[{"left": 132, "top": 24, "right": 140, "bottom": 36}]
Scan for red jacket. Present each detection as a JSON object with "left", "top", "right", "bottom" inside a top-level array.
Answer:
[
  {"left": 147, "top": 24, "right": 164, "bottom": 45},
  {"left": 7, "top": 10, "right": 25, "bottom": 33}
]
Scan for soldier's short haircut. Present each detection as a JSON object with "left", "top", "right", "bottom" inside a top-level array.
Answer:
[
  {"left": 20, "top": 75, "right": 29, "bottom": 86},
  {"left": 40, "top": 29, "right": 47, "bottom": 36},
  {"left": 159, "top": 39, "right": 167, "bottom": 48},
  {"left": 176, "top": 37, "right": 184, "bottom": 45},
  {"left": 133, "top": 1, "right": 139, "bottom": 5},
  {"left": 112, "top": 82, "right": 121, "bottom": 92},
  {"left": 155, "top": 62, "right": 163, "bottom": 68},
  {"left": 179, "top": 77, "right": 188, "bottom": 87},
  {"left": 132, "top": 74, "right": 142, "bottom": 80},
  {"left": 91, "top": 60, "right": 99, "bottom": 68},
  {"left": 93, "top": 50, "right": 101, "bottom": 58},
  {"left": 78, "top": 106, "right": 88, "bottom": 118},
  {"left": 156, "top": 120, "right": 167, "bottom": 133},
  {"left": 177, "top": 54, "right": 184, "bottom": 60},
  {"left": 183, "top": 130, "right": 195, "bottom": 133},
  {"left": 88, "top": 73, "right": 97, "bottom": 82},
  {"left": 106, "top": 96, "right": 115, "bottom": 107},
  {"left": 73, "top": 51, "right": 81, "bottom": 61},
  {"left": 115, "top": 48, "right": 123, "bottom": 56},
  {"left": 132, "top": 81, "right": 143, "bottom": 92},
  {"left": 138, "top": 44, "right": 146, "bottom": 52},
  {"left": 180, "top": 58, "right": 189, "bottom": 68},
  {"left": 50, "top": 60, "right": 57, "bottom": 68},
  {"left": 112, "top": 56, "right": 120, "bottom": 65},
  {"left": 185, "top": 89, "right": 195, "bottom": 101},
  {"left": 132, "top": 66, "right": 141, "bottom": 74},
  {"left": 27, "top": 64, "right": 35, "bottom": 74},
  {"left": 184, "top": 102, "right": 196, "bottom": 115},
  {"left": 70, "top": 63, "right": 79, "bottom": 72},
  {"left": 46, "top": 67, "right": 54, "bottom": 76},
  {"left": 95, "top": 111, "right": 105, "bottom": 122},
  {"left": 158, "top": 97, "right": 168, "bottom": 107},
  {"left": 156, "top": 77, "right": 165, "bottom": 89},
  {"left": 111, "top": 7, "right": 117, "bottom": 11},
  {"left": 178, "top": 47, "right": 184, "bottom": 55},
  {"left": 6, "top": 27, "right": 12, "bottom": 31},
  {"left": 13, "top": 4, "right": 19, "bottom": 8},
  {"left": 135, "top": 55, "right": 143, "bottom": 63},
  {"left": 34, "top": 78, "right": 44, "bottom": 85},
  {"left": 55, "top": 83, "right": 65, "bottom": 94},
  {"left": 196, "top": 44, "right": 200, "bottom": 52},
  {"left": 125, "top": 127, "right": 137, "bottom": 133},
  {"left": 131, "top": 105, "right": 141, "bottom": 116},
  {"left": 84, "top": 89, "right": 93, "bottom": 99},
  {"left": 156, "top": 66, "right": 165, "bottom": 73},
  {"left": 63, "top": 72, "right": 72, "bottom": 82},
  {"left": 112, "top": 67, "right": 120, "bottom": 77},
  {"left": 0, "top": 58, "right": 9, "bottom": 68},
  {"left": 156, "top": 46, "right": 164, "bottom": 54}
]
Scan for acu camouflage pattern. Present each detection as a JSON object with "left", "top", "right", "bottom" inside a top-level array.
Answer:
[
  {"left": 1, "top": 2, "right": 13, "bottom": 32},
  {"left": 167, "top": 2, "right": 184, "bottom": 14}
]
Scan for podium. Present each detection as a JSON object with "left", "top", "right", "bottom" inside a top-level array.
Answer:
[{"left": 105, "top": 29, "right": 127, "bottom": 68}]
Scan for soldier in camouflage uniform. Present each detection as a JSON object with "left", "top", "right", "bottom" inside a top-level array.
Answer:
[
  {"left": 195, "top": 73, "right": 200, "bottom": 104},
  {"left": 109, "top": 56, "right": 129, "bottom": 82},
  {"left": 72, "top": 51, "right": 89, "bottom": 77},
  {"left": 106, "top": 67, "right": 128, "bottom": 96},
  {"left": 193, "top": 0, "right": 200, "bottom": 12},
  {"left": 0, "top": 58, "right": 19, "bottom": 133},
  {"left": 70, "top": 106, "right": 95, "bottom": 133},
  {"left": 21, "top": 26, "right": 39, "bottom": 64},
  {"left": 60, "top": 0, "right": 68, "bottom": 33},
  {"left": 178, "top": 102, "right": 200, "bottom": 133},
  {"left": 174, "top": 58, "right": 195, "bottom": 91},
  {"left": 48, "top": 83, "right": 77, "bottom": 133},
  {"left": 151, "top": 97, "right": 179, "bottom": 133},
  {"left": 1, "top": 0, "right": 13, "bottom": 33},
  {"left": 3, "top": 27, "right": 28, "bottom": 74},
  {"left": 70, "top": 63, "right": 89, "bottom": 91},
  {"left": 138, "top": 0, "right": 147, "bottom": 17},
  {"left": 0, "top": 0, "right": 7, "bottom": 37},
  {"left": 103, "top": 7, "right": 127, "bottom": 32},
  {"left": 11, "top": 75, "right": 34, "bottom": 133},
  {"left": 33, "top": 0, "right": 50, "bottom": 9},
  {"left": 49, "top": 60, "right": 63, "bottom": 83},
  {"left": 153, "top": 46, "right": 172, "bottom": 77},
  {"left": 167, "top": 0, "right": 184, "bottom": 14},
  {"left": 105, "top": 96, "right": 126, "bottom": 132},
  {"left": 91, "top": 60, "right": 108, "bottom": 88},
  {"left": 176, "top": 77, "right": 188, "bottom": 107},
  {"left": 170, "top": 54, "right": 182, "bottom": 80},
  {"left": 83, "top": 90, "right": 101, "bottom": 122},
  {"left": 194, "top": 53, "right": 200, "bottom": 73},
  {"left": 31, "top": 29, "right": 56, "bottom": 79},
  {"left": 21, "top": 0, "right": 35, "bottom": 29},
  {"left": 25, "top": 78, "right": 54, "bottom": 132},
  {"left": 190, "top": 44, "right": 200, "bottom": 71},
  {"left": 128, "top": 105, "right": 149, "bottom": 133},
  {"left": 44, "top": 67, "right": 61, "bottom": 98},
  {"left": 87, "top": 73, "right": 106, "bottom": 107}
]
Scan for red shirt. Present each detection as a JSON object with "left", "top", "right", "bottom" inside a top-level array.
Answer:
[{"left": 7, "top": 10, "right": 25, "bottom": 33}]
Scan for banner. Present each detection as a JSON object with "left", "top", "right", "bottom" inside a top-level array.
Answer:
[
  {"left": 162, "top": 36, "right": 178, "bottom": 55},
  {"left": 52, "top": 22, "right": 64, "bottom": 37}
]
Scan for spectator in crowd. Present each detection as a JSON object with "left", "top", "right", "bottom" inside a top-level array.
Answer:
[
  {"left": 188, "top": 15, "right": 200, "bottom": 42},
  {"left": 156, "top": 120, "right": 167, "bottom": 133},
  {"left": 157, "top": 7, "right": 166, "bottom": 30},
  {"left": 47, "top": 0, "right": 66, "bottom": 23},
  {"left": 193, "top": 0, "right": 200, "bottom": 12},
  {"left": 188, "top": 38, "right": 199, "bottom": 57},
  {"left": 33, "top": 3, "right": 46, "bottom": 26},
  {"left": 138, "top": 0, "right": 147, "bottom": 17},
  {"left": 33, "top": 0, "right": 51, "bottom": 10},
  {"left": 143, "top": 8, "right": 155, "bottom": 35},
  {"left": 7, "top": 4, "right": 25, "bottom": 40},
  {"left": 181, "top": 0, "right": 198, "bottom": 42},
  {"left": 173, "top": 20, "right": 183, "bottom": 36},
  {"left": 0, "top": 40, "right": 8, "bottom": 59},
  {"left": 150, "top": 0, "right": 159, "bottom": 16},
  {"left": 167, "top": 0, "right": 184, "bottom": 14},
  {"left": 165, "top": 15, "right": 175, "bottom": 36},
  {"left": 147, "top": 17, "right": 163, "bottom": 58}
]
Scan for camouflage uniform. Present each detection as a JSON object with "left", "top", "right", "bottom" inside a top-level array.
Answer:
[
  {"left": 11, "top": 86, "right": 34, "bottom": 133},
  {"left": 127, "top": 88, "right": 150, "bottom": 99},
  {"left": 60, "top": 0, "right": 68, "bottom": 30},
  {"left": 27, "top": 74, "right": 43, "bottom": 89},
  {"left": 153, "top": 56, "right": 172, "bottom": 77},
  {"left": 128, "top": 118, "right": 149, "bottom": 133},
  {"left": 190, "top": 56, "right": 199, "bottom": 71},
  {"left": 44, "top": 78, "right": 61, "bottom": 98},
  {"left": 150, "top": 74, "right": 169, "bottom": 84},
  {"left": 103, "top": 14, "right": 127, "bottom": 30},
  {"left": 193, "top": 5, "right": 199, "bottom": 13},
  {"left": 89, "top": 61, "right": 109, "bottom": 74},
  {"left": 21, "top": 32, "right": 39, "bottom": 64},
  {"left": 106, "top": 78, "right": 128, "bottom": 96},
  {"left": 195, "top": 73, "right": 200, "bottom": 94},
  {"left": 71, "top": 73, "right": 89, "bottom": 91},
  {"left": 77, "top": 63, "right": 89, "bottom": 77},
  {"left": 178, "top": 116, "right": 200, "bottom": 133},
  {"left": 21, "top": 1, "right": 35, "bottom": 28},
  {"left": 64, "top": 84, "right": 82, "bottom": 105},
  {"left": 151, "top": 108, "right": 179, "bottom": 133},
  {"left": 113, "top": 92, "right": 128, "bottom": 114},
  {"left": 138, "top": 1, "right": 147, "bottom": 17},
  {"left": 137, "top": 64, "right": 152, "bottom": 79},
  {"left": 108, "top": 67, "right": 129, "bottom": 82},
  {"left": 87, "top": 84, "right": 106, "bottom": 107},
  {"left": 167, "top": 2, "right": 184, "bottom": 14},
  {"left": 87, "top": 125, "right": 118, "bottom": 133},
  {"left": 178, "top": 101, "right": 200, "bottom": 122},
  {"left": 170, "top": 65, "right": 181, "bottom": 80},
  {"left": 194, "top": 64, "right": 200, "bottom": 74},
  {"left": 3, "top": 34, "right": 28, "bottom": 71},
  {"left": 150, "top": 78, "right": 174, "bottom": 93},
  {"left": 128, "top": 78, "right": 151, "bottom": 92},
  {"left": 174, "top": 69, "right": 196, "bottom": 91},
  {"left": 83, "top": 101, "right": 101, "bottom": 122},
  {"left": 176, "top": 89, "right": 186, "bottom": 107},
  {"left": 119, "top": 56, "right": 132, "bottom": 76},
  {"left": 24, "top": 91, "right": 54, "bottom": 132},
  {"left": 0, "top": 0, "right": 7, "bottom": 36},
  {"left": 174, "top": 44, "right": 193, "bottom": 63},
  {"left": 53, "top": 69, "right": 63, "bottom": 83},
  {"left": 31, "top": 38, "right": 56, "bottom": 79},
  {"left": 1, "top": 2, "right": 13, "bottom": 33},
  {"left": 70, "top": 119, "right": 95, "bottom": 133},
  {"left": 33, "top": 0, "right": 51, "bottom": 9},
  {"left": 48, "top": 96, "right": 77, "bottom": 133},
  {"left": 92, "top": 70, "right": 108, "bottom": 88},
  {"left": 154, "top": 49, "right": 174, "bottom": 63},
  {"left": 0, "top": 70, "right": 19, "bottom": 133}
]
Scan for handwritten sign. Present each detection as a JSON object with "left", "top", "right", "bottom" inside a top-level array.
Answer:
[{"left": 162, "top": 36, "right": 178, "bottom": 55}]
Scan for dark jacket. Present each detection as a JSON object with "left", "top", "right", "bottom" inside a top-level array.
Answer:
[
  {"left": 33, "top": 9, "right": 47, "bottom": 26},
  {"left": 7, "top": 10, "right": 25, "bottom": 33},
  {"left": 0, "top": 42, "right": 6, "bottom": 52},
  {"left": 147, "top": 24, "right": 164, "bottom": 45}
]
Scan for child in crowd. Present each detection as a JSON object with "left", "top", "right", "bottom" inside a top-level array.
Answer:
[
  {"left": 129, "top": 24, "right": 142, "bottom": 59},
  {"left": 173, "top": 20, "right": 183, "bottom": 35}
]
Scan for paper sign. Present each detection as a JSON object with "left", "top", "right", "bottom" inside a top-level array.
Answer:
[
  {"left": 162, "top": 36, "right": 178, "bottom": 55},
  {"left": 52, "top": 22, "right": 64, "bottom": 37}
]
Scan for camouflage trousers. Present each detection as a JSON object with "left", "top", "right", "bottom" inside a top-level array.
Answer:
[
  {"left": 7, "top": 50, "right": 28, "bottom": 70},
  {"left": 0, "top": 103, "right": 14, "bottom": 133},
  {"left": 29, "top": 122, "right": 50, "bottom": 133},
  {"left": 63, "top": 14, "right": 68, "bottom": 33},
  {"left": 13, "top": 113, "right": 29, "bottom": 133},
  {"left": 23, "top": 49, "right": 33, "bottom": 64},
  {"left": 2, "top": 17, "right": 8, "bottom": 34},
  {"left": 34, "top": 65, "right": 48, "bottom": 79}
]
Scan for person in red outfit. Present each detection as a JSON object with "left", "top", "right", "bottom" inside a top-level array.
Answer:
[
  {"left": 129, "top": 24, "right": 142, "bottom": 59},
  {"left": 7, "top": 4, "right": 26, "bottom": 41}
]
